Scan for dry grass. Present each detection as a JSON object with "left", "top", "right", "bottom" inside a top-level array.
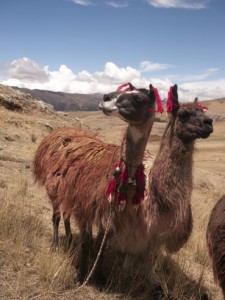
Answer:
[{"left": 0, "top": 90, "right": 225, "bottom": 299}]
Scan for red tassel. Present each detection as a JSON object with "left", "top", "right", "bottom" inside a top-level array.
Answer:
[
  {"left": 167, "top": 86, "right": 173, "bottom": 112},
  {"left": 121, "top": 166, "right": 128, "bottom": 185},
  {"left": 117, "top": 82, "right": 132, "bottom": 92},
  {"left": 118, "top": 191, "right": 128, "bottom": 203},
  {"left": 153, "top": 88, "right": 164, "bottom": 113},
  {"left": 132, "top": 192, "right": 142, "bottom": 206},
  {"left": 197, "top": 104, "right": 208, "bottom": 111},
  {"left": 132, "top": 164, "right": 146, "bottom": 205},
  {"left": 167, "top": 86, "right": 208, "bottom": 112},
  {"left": 148, "top": 88, "right": 164, "bottom": 113},
  {"left": 136, "top": 164, "right": 145, "bottom": 187},
  {"left": 117, "top": 167, "right": 128, "bottom": 204},
  {"left": 106, "top": 163, "right": 146, "bottom": 207},
  {"left": 106, "top": 178, "right": 117, "bottom": 198}
]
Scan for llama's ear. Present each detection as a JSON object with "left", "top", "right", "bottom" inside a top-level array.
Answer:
[
  {"left": 149, "top": 84, "right": 154, "bottom": 91},
  {"left": 148, "top": 84, "right": 154, "bottom": 97},
  {"left": 167, "top": 84, "right": 180, "bottom": 116},
  {"left": 172, "top": 84, "right": 180, "bottom": 115},
  {"left": 148, "top": 85, "right": 164, "bottom": 113},
  {"left": 117, "top": 82, "right": 135, "bottom": 92},
  {"left": 128, "top": 83, "right": 135, "bottom": 91},
  {"left": 172, "top": 84, "right": 178, "bottom": 102}
]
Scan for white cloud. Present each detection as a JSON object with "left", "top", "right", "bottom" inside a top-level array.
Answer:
[
  {"left": 106, "top": 1, "right": 129, "bottom": 8},
  {"left": 146, "top": 0, "right": 209, "bottom": 9},
  {"left": 177, "top": 68, "right": 218, "bottom": 81},
  {"left": 2, "top": 57, "right": 49, "bottom": 83},
  {"left": 140, "top": 61, "right": 173, "bottom": 72},
  {"left": 69, "top": 0, "right": 92, "bottom": 6},
  {"left": 179, "top": 78, "right": 225, "bottom": 101},
  {"left": 1, "top": 57, "right": 224, "bottom": 102},
  {"left": 94, "top": 62, "right": 140, "bottom": 84}
]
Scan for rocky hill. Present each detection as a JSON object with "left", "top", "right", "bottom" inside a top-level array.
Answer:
[{"left": 0, "top": 84, "right": 56, "bottom": 115}]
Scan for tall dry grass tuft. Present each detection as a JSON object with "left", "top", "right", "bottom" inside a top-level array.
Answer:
[
  {"left": 155, "top": 253, "right": 209, "bottom": 299},
  {"left": 104, "top": 252, "right": 156, "bottom": 299},
  {"left": 0, "top": 182, "right": 44, "bottom": 246},
  {"left": 101, "top": 249, "right": 210, "bottom": 300},
  {"left": 34, "top": 249, "right": 77, "bottom": 290},
  {"left": 0, "top": 176, "right": 79, "bottom": 299}
]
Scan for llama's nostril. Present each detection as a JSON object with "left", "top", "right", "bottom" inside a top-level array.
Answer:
[
  {"left": 204, "top": 118, "right": 213, "bottom": 125},
  {"left": 103, "top": 94, "right": 110, "bottom": 102}
]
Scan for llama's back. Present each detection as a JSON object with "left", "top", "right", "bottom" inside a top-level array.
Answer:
[
  {"left": 33, "top": 127, "right": 120, "bottom": 227},
  {"left": 207, "top": 194, "right": 225, "bottom": 296}
]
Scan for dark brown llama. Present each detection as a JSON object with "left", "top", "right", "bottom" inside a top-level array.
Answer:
[
  {"left": 33, "top": 82, "right": 159, "bottom": 281},
  {"left": 207, "top": 194, "right": 225, "bottom": 299},
  {"left": 144, "top": 85, "right": 213, "bottom": 254}
]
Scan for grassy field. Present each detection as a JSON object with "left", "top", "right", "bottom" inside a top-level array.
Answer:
[{"left": 0, "top": 85, "right": 225, "bottom": 299}]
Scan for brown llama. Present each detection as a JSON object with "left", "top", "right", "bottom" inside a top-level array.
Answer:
[
  {"left": 34, "top": 84, "right": 213, "bottom": 283},
  {"left": 33, "top": 82, "right": 160, "bottom": 281},
  {"left": 207, "top": 195, "right": 225, "bottom": 299}
]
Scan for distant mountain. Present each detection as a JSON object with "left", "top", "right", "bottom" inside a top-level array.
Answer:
[
  {"left": 12, "top": 87, "right": 103, "bottom": 111},
  {"left": 10, "top": 86, "right": 225, "bottom": 114}
]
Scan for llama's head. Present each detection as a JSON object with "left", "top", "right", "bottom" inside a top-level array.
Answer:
[
  {"left": 99, "top": 83, "right": 160, "bottom": 125},
  {"left": 167, "top": 84, "right": 213, "bottom": 142}
]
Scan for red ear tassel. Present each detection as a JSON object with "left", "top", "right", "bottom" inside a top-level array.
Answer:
[
  {"left": 117, "top": 82, "right": 132, "bottom": 92},
  {"left": 167, "top": 86, "right": 173, "bottom": 112},
  {"left": 197, "top": 104, "right": 208, "bottom": 111},
  {"left": 153, "top": 88, "right": 164, "bottom": 113},
  {"left": 148, "top": 88, "right": 164, "bottom": 113},
  {"left": 167, "top": 86, "right": 208, "bottom": 112}
]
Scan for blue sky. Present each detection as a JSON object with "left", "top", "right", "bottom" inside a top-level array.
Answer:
[{"left": 1, "top": 0, "right": 225, "bottom": 101}]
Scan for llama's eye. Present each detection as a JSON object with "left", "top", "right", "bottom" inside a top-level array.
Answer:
[
  {"left": 178, "top": 109, "right": 190, "bottom": 120},
  {"left": 133, "top": 95, "right": 143, "bottom": 103}
]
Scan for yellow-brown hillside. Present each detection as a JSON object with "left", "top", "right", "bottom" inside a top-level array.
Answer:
[{"left": 0, "top": 84, "right": 224, "bottom": 299}]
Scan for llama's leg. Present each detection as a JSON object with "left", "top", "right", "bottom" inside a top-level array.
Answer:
[
  {"left": 92, "top": 225, "right": 111, "bottom": 283},
  {"left": 166, "top": 205, "right": 193, "bottom": 253},
  {"left": 78, "top": 229, "right": 93, "bottom": 283},
  {"left": 222, "top": 287, "right": 225, "bottom": 300},
  {"left": 64, "top": 216, "right": 73, "bottom": 248},
  {"left": 212, "top": 248, "right": 225, "bottom": 300},
  {"left": 51, "top": 211, "right": 61, "bottom": 251}
]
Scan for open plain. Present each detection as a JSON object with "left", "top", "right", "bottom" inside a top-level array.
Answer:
[{"left": 0, "top": 84, "right": 225, "bottom": 299}]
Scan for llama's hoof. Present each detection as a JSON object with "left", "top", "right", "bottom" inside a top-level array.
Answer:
[
  {"left": 152, "top": 284, "right": 164, "bottom": 300},
  {"left": 61, "top": 234, "right": 74, "bottom": 251},
  {"left": 77, "top": 272, "right": 86, "bottom": 284},
  {"left": 92, "top": 272, "right": 107, "bottom": 287},
  {"left": 50, "top": 240, "right": 58, "bottom": 252},
  {"left": 77, "top": 276, "right": 84, "bottom": 285},
  {"left": 65, "top": 234, "right": 73, "bottom": 249},
  {"left": 200, "top": 293, "right": 209, "bottom": 300}
]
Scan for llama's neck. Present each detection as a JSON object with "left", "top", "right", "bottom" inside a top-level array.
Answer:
[
  {"left": 124, "top": 118, "right": 154, "bottom": 178},
  {"left": 159, "top": 122, "right": 194, "bottom": 163},
  {"left": 149, "top": 120, "right": 194, "bottom": 207}
]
